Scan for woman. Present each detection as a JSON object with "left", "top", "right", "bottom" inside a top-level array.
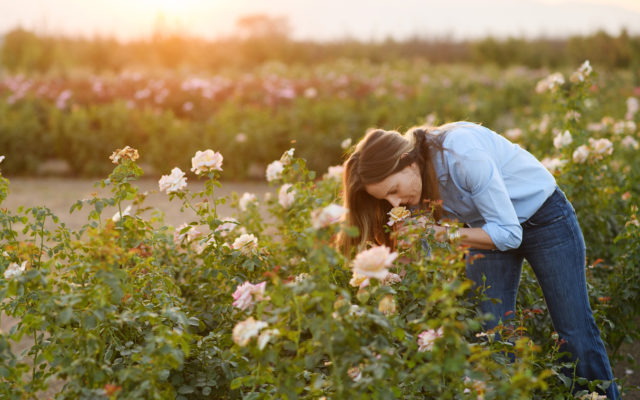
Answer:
[{"left": 339, "top": 121, "right": 619, "bottom": 398}]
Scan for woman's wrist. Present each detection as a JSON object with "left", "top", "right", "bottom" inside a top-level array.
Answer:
[{"left": 445, "top": 226, "right": 461, "bottom": 242}]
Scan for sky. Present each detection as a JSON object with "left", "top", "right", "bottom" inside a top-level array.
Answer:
[{"left": 1, "top": 0, "right": 639, "bottom": 41}]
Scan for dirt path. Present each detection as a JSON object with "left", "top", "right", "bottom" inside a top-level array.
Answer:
[{"left": 2, "top": 177, "right": 272, "bottom": 231}]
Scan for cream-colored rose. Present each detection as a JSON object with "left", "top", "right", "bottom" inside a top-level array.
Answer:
[
  {"left": 109, "top": 146, "right": 139, "bottom": 164},
  {"left": 323, "top": 165, "right": 344, "bottom": 181},
  {"left": 352, "top": 245, "right": 397, "bottom": 280},
  {"left": 626, "top": 97, "right": 639, "bottom": 120},
  {"left": 572, "top": 145, "right": 590, "bottom": 163},
  {"left": 541, "top": 157, "right": 567, "bottom": 172},
  {"left": 387, "top": 206, "right": 411, "bottom": 226},
  {"left": 589, "top": 138, "right": 614, "bottom": 155},
  {"left": 191, "top": 149, "right": 223, "bottom": 175},
  {"left": 232, "top": 317, "right": 268, "bottom": 347},
  {"left": 232, "top": 233, "right": 258, "bottom": 255},
  {"left": 158, "top": 167, "right": 187, "bottom": 194},
  {"left": 3, "top": 261, "right": 27, "bottom": 280},
  {"left": 349, "top": 271, "right": 370, "bottom": 288},
  {"left": 235, "top": 133, "right": 247, "bottom": 143},
  {"left": 504, "top": 128, "right": 522, "bottom": 141},
  {"left": 239, "top": 192, "right": 257, "bottom": 211},
  {"left": 347, "top": 366, "right": 362, "bottom": 382},
  {"left": 535, "top": 72, "right": 565, "bottom": 93},
  {"left": 553, "top": 130, "right": 572, "bottom": 149},
  {"left": 417, "top": 327, "right": 444, "bottom": 352},
  {"left": 278, "top": 184, "right": 296, "bottom": 209},
  {"left": 303, "top": 87, "right": 317, "bottom": 98},
  {"left": 257, "top": 328, "right": 279, "bottom": 350},
  {"left": 378, "top": 294, "right": 397, "bottom": 316},
  {"left": 266, "top": 160, "right": 284, "bottom": 182},
  {"left": 311, "top": 204, "right": 348, "bottom": 229}
]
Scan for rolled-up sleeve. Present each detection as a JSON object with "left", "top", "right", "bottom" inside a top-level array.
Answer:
[{"left": 451, "top": 151, "right": 523, "bottom": 251}]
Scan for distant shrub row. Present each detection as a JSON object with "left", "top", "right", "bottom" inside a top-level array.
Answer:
[{"left": 2, "top": 27, "right": 640, "bottom": 74}]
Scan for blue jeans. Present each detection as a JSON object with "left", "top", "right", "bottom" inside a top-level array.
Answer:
[{"left": 466, "top": 187, "right": 619, "bottom": 399}]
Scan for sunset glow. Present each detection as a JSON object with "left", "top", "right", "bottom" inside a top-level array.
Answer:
[{"left": 1, "top": 0, "right": 639, "bottom": 41}]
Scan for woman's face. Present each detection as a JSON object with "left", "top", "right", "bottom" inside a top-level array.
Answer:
[{"left": 364, "top": 162, "right": 422, "bottom": 207}]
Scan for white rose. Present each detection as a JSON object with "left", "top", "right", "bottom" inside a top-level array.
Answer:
[
  {"left": 232, "top": 317, "right": 268, "bottom": 347},
  {"left": 112, "top": 205, "right": 132, "bottom": 222},
  {"left": 280, "top": 148, "right": 295, "bottom": 165},
  {"left": 235, "top": 133, "right": 247, "bottom": 143},
  {"left": 278, "top": 184, "right": 296, "bottom": 209},
  {"left": 266, "top": 160, "right": 284, "bottom": 182},
  {"left": 232, "top": 233, "right": 258, "bottom": 255},
  {"left": 553, "top": 130, "right": 573, "bottom": 149},
  {"left": 190, "top": 149, "right": 223, "bottom": 175},
  {"left": 174, "top": 223, "right": 203, "bottom": 245},
  {"left": 239, "top": 192, "right": 257, "bottom": 211},
  {"left": 626, "top": 97, "right": 639, "bottom": 119},
  {"left": 257, "top": 328, "right": 280, "bottom": 350},
  {"left": 341, "top": 138, "right": 352, "bottom": 149},
  {"left": 311, "top": 204, "right": 348, "bottom": 229},
  {"left": 535, "top": 72, "right": 565, "bottom": 93},
  {"left": 232, "top": 281, "right": 268, "bottom": 311},
  {"left": 158, "top": 167, "right": 187, "bottom": 194},
  {"left": 540, "top": 157, "right": 567, "bottom": 172},
  {"left": 572, "top": 145, "right": 590, "bottom": 163},
  {"left": 215, "top": 217, "right": 238, "bottom": 237},
  {"left": 570, "top": 60, "right": 592, "bottom": 83},
  {"left": 504, "top": 128, "right": 522, "bottom": 141},
  {"left": 3, "top": 261, "right": 27, "bottom": 280},
  {"left": 323, "top": 165, "right": 344, "bottom": 181},
  {"left": 417, "top": 327, "right": 444, "bottom": 352},
  {"left": 589, "top": 138, "right": 614, "bottom": 155},
  {"left": 303, "top": 87, "right": 317, "bottom": 98},
  {"left": 352, "top": 245, "right": 397, "bottom": 280},
  {"left": 0, "top": 155, "right": 5, "bottom": 164},
  {"left": 622, "top": 135, "right": 639, "bottom": 150}
]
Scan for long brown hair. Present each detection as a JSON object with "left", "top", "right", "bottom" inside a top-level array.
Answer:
[{"left": 338, "top": 124, "right": 452, "bottom": 256}]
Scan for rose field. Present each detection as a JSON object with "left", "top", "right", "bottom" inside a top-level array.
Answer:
[{"left": 1, "top": 60, "right": 640, "bottom": 399}]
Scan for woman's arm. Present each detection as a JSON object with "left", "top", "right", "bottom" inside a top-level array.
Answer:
[{"left": 430, "top": 225, "right": 496, "bottom": 250}]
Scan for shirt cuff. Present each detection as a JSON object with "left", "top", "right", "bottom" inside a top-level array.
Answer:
[{"left": 481, "top": 222, "right": 523, "bottom": 251}]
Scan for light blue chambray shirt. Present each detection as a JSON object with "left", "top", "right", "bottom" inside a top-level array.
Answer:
[{"left": 430, "top": 122, "right": 557, "bottom": 251}]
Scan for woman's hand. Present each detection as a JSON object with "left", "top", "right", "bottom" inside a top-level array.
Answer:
[
  {"left": 427, "top": 224, "right": 497, "bottom": 250},
  {"left": 426, "top": 224, "right": 448, "bottom": 242}
]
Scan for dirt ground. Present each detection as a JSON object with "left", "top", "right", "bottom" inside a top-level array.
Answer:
[{"left": 1, "top": 178, "right": 638, "bottom": 398}]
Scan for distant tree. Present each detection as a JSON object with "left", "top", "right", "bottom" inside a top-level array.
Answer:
[
  {"left": 0, "top": 28, "right": 50, "bottom": 72},
  {"left": 235, "top": 14, "right": 291, "bottom": 40}
]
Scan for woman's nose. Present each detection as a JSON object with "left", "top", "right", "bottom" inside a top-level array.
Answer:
[{"left": 387, "top": 196, "right": 400, "bottom": 207}]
